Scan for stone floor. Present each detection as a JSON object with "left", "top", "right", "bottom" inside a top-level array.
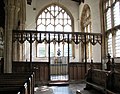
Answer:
[{"left": 34, "top": 83, "right": 102, "bottom": 94}]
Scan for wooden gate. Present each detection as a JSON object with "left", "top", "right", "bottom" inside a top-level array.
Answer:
[{"left": 50, "top": 57, "right": 68, "bottom": 81}]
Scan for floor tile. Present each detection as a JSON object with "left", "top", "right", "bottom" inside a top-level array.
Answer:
[{"left": 34, "top": 83, "right": 103, "bottom": 94}]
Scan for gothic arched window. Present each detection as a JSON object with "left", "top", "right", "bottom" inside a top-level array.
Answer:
[
  {"left": 103, "top": 0, "right": 120, "bottom": 57},
  {"left": 36, "top": 4, "right": 73, "bottom": 57}
]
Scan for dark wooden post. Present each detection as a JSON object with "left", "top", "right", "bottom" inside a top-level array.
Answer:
[
  {"left": 48, "top": 33, "right": 50, "bottom": 81},
  {"left": 90, "top": 59, "right": 93, "bottom": 69},
  {"left": 108, "top": 58, "right": 115, "bottom": 91},
  {"left": 106, "top": 53, "right": 111, "bottom": 71},
  {"left": 111, "top": 58, "right": 115, "bottom": 72},
  {"left": 30, "top": 32, "right": 32, "bottom": 71},
  {"left": 84, "top": 35, "right": 87, "bottom": 73},
  {"left": 1, "top": 58, "right": 4, "bottom": 73},
  {"left": 68, "top": 34, "right": 70, "bottom": 80}
]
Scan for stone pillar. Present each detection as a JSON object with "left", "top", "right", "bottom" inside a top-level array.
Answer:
[
  {"left": 4, "top": 0, "right": 16, "bottom": 73},
  {"left": 13, "top": 1, "right": 20, "bottom": 61},
  {"left": 12, "top": 0, "right": 26, "bottom": 61},
  {"left": 19, "top": 0, "right": 26, "bottom": 61}
]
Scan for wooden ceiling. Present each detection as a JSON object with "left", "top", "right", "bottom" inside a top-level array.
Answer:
[{"left": 27, "top": 0, "right": 84, "bottom": 5}]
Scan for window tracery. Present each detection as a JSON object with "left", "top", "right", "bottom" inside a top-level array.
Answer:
[{"left": 36, "top": 4, "right": 73, "bottom": 57}]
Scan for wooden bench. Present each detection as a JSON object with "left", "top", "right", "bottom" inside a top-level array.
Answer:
[
  {"left": 84, "top": 68, "right": 120, "bottom": 94},
  {"left": 0, "top": 72, "right": 34, "bottom": 94},
  {"left": 0, "top": 87, "right": 25, "bottom": 94},
  {"left": 84, "top": 69, "right": 108, "bottom": 93},
  {"left": 106, "top": 72, "right": 120, "bottom": 94},
  {"left": 0, "top": 79, "right": 30, "bottom": 94},
  {"left": 84, "top": 57, "right": 120, "bottom": 94}
]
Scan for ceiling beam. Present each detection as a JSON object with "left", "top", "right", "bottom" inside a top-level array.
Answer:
[
  {"left": 71, "top": 0, "right": 84, "bottom": 5},
  {"left": 27, "top": 0, "right": 32, "bottom": 5}
]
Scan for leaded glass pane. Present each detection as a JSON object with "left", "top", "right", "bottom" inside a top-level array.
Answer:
[
  {"left": 37, "top": 25, "right": 45, "bottom": 31},
  {"left": 106, "top": 8, "right": 111, "bottom": 30},
  {"left": 108, "top": 34, "right": 113, "bottom": 57},
  {"left": 115, "top": 30, "right": 120, "bottom": 57},
  {"left": 46, "top": 24, "right": 54, "bottom": 31},
  {"left": 55, "top": 24, "right": 63, "bottom": 31},
  {"left": 64, "top": 25, "right": 71, "bottom": 32},
  {"left": 37, "top": 43, "right": 46, "bottom": 57},
  {"left": 113, "top": 2, "right": 120, "bottom": 26}
]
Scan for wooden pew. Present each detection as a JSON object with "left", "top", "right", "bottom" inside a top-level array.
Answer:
[
  {"left": 84, "top": 57, "right": 120, "bottom": 94},
  {"left": 84, "top": 69, "right": 120, "bottom": 94},
  {"left": 0, "top": 87, "right": 24, "bottom": 94},
  {"left": 2, "top": 72, "right": 34, "bottom": 94},
  {"left": 0, "top": 79, "right": 29, "bottom": 94},
  {"left": 106, "top": 72, "right": 120, "bottom": 94},
  {"left": 0, "top": 72, "right": 34, "bottom": 94},
  {"left": 84, "top": 69, "right": 108, "bottom": 93}
]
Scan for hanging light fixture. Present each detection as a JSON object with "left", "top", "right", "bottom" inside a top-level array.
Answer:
[
  {"left": 57, "top": 48, "right": 61, "bottom": 56},
  {"left": 57, "top": 42, "right": 61, "bottom": 56}
]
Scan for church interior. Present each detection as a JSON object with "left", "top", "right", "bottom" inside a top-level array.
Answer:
[{"left": 0, "top": 0, "right": 120, "bottom": 94}]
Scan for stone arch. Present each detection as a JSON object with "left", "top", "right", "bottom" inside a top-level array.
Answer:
[
  {"left": 80, "top": 4, "right": 92, "bottom": 62},
  {"left": 36, "top": 3, "right": 74, "bottom": 30}
]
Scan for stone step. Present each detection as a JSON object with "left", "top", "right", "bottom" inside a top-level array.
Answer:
[{"left": 48, "top": 81, "right": 69, "bottom": 86}]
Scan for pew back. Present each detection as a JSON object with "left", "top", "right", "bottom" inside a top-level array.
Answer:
[
  {"left": 113, "top": 72, "right": 120, "bottom": 93},
  {"left": 91, "top": 69, "right": 108, "bottom": 87},
  {"left": 0, "top": 72, "right": 34, "bottom": 94}
]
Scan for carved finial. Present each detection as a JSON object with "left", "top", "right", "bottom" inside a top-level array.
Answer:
[
  {"left": 91, "top": 59, "right": 93, "bottom": 64},
  {"left": 90, "top": 59, "right": 93, "bottom": 69},
  {"left": 111, "top": 58, "right": 115, "bottom": 72},
  {"left": 106, "top": 53, "right": 111, "bottom": 71},
  {"left": 107, "top": 53, "right": 111, "bottom": 60}
]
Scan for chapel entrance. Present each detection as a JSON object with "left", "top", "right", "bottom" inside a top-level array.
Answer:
[{"left": 50, "top": 56, "right": 68, "bottom": 81}]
